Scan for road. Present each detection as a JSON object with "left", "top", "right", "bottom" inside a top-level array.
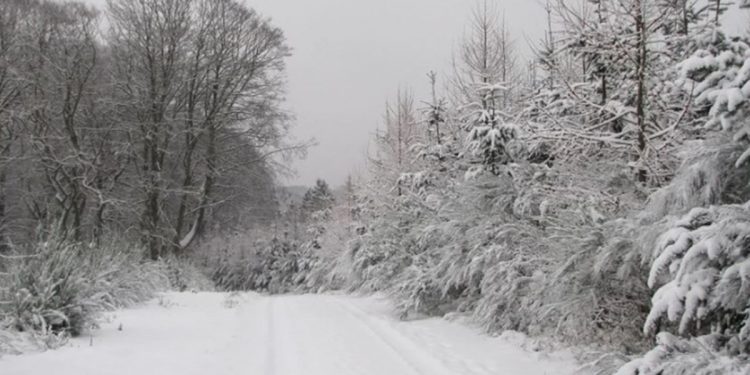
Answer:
[{"left": 0, "top": 292, "right": 577, "bottom": 375}]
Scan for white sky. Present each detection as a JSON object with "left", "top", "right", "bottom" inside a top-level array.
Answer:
[{"left": 82, "top": 0, "right": 748, "bottom": 187}]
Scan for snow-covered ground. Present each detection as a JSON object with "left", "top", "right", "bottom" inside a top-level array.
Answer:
[{"left": 1, "top": 292, "right": 578, "bottom": 375}]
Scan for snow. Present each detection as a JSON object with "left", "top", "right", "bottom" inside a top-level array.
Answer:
[
  {"left": 725, "top": 87, "right": 746, "bottom": 112},
  {"left": 735, "top": 146, "right": 750, "bottom": 168},
  {"left": 0, "top": 292, "right": 578, "bottom": 375},
  {"left": 648, "top": 227, "right": 691, "bottom": 288},
  {"left": 177, "top": 219, "right": 199, "bottom": 249}
]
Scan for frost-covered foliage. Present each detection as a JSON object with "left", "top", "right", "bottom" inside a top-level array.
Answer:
[
  {"left": 163, "top": 256, "right": 215, "bottom": 293},
  {"left": 200, "top": 206, "right": 356, "bottom": 294},
  {"left": 0, "top": 236, "right": 170, "bottom": 347},
  {"left": 645, "top": 204, "right": 750, "bottom": 339},
  {"left": 526, "top": 0, "right": 708, "bottom": 187},
  {"left": 608, "top": 145, "right": 750, "bottom": 372},
  {"left": 610, "top": 25, "right": 750, "bottom": 375},
  {"left": 465, "top": 116, "right": 520, "bottom": 171},
  {"left": 612, "top": 145, "right": 750, "bottom": 372},
  {"left": 678, "top": 30, "right": 750, "bottom": 167},
  {"left": 616, "top": 332, "right": 750, "bottom": 375},
  {"left": 199, "top": 232, "right": 291, "bottom": 292},
  {"left": 624, "top": 202, "right": 750, "bottom": 373},
  {"left": 338, "top": 151, "right": 654, "bottom": 352},
  {"left": 301, "top": 179, "right": 336, "bottom": 215},
  {"left": 646, "top": 140, "right": 750, "bottom": 218}
]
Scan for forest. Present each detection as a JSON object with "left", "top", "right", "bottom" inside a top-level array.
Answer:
[
  {"left": 2, "top": 0, "right": 750, "bottom": 374},
  {"left": 0, "top": 0, "right": 292, "bottom": 346}
]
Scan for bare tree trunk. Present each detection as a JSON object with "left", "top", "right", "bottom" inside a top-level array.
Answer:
[
  {"left": 428, "top": 71, "right": 441, "bottom": 146},
  {"left": 0, "top": 148, "right": 7, "bottom": 253},
  {"left": 714, "top": 0, "right": 722, "bottom": 25},
  {"left": 144, "top": 128, "right": 162, "bottom": 260},
  {"left": 635, "top": 0, "right": 648, "bottom": 183},
  {"left": 682, "top": 0, "right": 689, "bottom": 35},
  {"left": 173, "top": 95, "right": 199, "bottom": 251},
  {"left": 194, "top": 121, "right": 217, "bottom": 239},
  {"left": 93, "top": 176, "right": 105, "bottom": 246},
  {"left": 546, "top": 2, "right": 555, "bottom": 90},
  {"left": 598, "top": 1, "right": 608, "bottom": 105}
]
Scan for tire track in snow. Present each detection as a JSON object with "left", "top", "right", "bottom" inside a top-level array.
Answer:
[
  {"left": 0, "top": 293, "right": 578, "bottom": 375},
  {"left": 264, "top": 297, "right": 276, "bottom": 375},
  {"left": 332, "top": 298, "right": 458, "bottom": 375}
]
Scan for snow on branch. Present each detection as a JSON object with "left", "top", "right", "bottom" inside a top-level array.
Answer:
[{"left": 644, "top": 203, "right": 750, "bottom": 338}]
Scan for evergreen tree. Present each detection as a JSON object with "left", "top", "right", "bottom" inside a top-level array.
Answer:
[
  {"left": 678, "top": 27, "right": 750, "bottom": 168},
  {"left": 302, "top": 179, "right": 335, "bottom": 215},
  {"left": 451, "top": 1, "right": 521, "bottom": 176}
]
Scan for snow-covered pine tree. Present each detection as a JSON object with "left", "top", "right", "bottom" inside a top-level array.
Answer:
[
  {"left": 406, "top": 71, "right": 461, "bottom": 196},
  {"left": 617, "top": 11, "right": 750, "bottom": 373},
  {"left": 640, "top": 0, "right": 750, "bottom": 339},
  {"left": 645, "top": 204, "right": 750, "bottom": 343},
  {"left": 302, "top": 179, "right": 335, "bottom": 215},
  {"left": 424, "top": 71, "right": 446, "bottom": 148},
  {"left": 530, "top": 0, "right": 717, "bottom": 186},
  {"left": 450, "top": 1, "right": 521, "bottom": 176},
  {"left": 615, "top": 202, "right": 750, "bottom": 375},
  {"left": 677, "top": 27, "right": 750, "bottom": 169}
]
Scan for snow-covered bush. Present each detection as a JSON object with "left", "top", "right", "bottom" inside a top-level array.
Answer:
[
  {"left": 0, "top": 236, "right": 168, "bottom": 340},
  {"left": 200, "top": 207, "right": 353, "bottom": 294},
  {"left": 616, "top": 332, "right": 750, "bottom": 375},
  {"left": 539, "top": 220, "right": 653, "bottom": 351},
  {"left": 299, "top": 209, "right": 360, "bottom": 292},
  {"left": 647, "top": 139, "right": 750, "bottom": 218},
  {"left": 204, "top": 235, "right": 292, "bottom": 292},
  {"left": 678, "top": 31, "right": 750, "bottom": 168},
  {"left": 162, "top": 256, "right": 215, "bottom": 293},
  {"left": 613, "top": 29, "right": 750, "bottom": 374},
  {"left": 645, "top": 203, "right": 750, "bottom": 346},
  {"left": 614, "top": 186, "right": 750, "bottom": 373},
  {"left": 344, "top": 154, "right": 653, "bottom": 353}
]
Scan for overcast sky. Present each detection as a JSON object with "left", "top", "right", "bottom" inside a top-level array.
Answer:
[{"left": 83, "top": 0, "right": 747, "bottom": 188}]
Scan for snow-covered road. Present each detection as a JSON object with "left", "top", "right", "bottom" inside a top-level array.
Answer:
[{"left": 1, "top": 293, "right": 578, "bottom": 375}]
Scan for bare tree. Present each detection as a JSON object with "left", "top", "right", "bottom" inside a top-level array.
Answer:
[
  {"left": 450, "top": 1, "right": 519, "bottom": 114},
  {"left": 0, "top": 0, "right": 29, "bottom": 251},
  {"left": 372, "top": 88, "right": 418, "bottom": 196},
  {"left": 175, "top": 0, "right": 291, "bottom": 250},
  {"left": 107, "top": 0, "right": 291, "bottom": 258},
  {"left": 108, "top": 0, "right": 192, "bottom": 259}
]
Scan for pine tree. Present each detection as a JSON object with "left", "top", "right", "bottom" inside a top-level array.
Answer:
[
  {"left": 645, "top": 204, "right": 750, "bottom": 343},
  {"left": 302, "top": 179, "right": 335, "bottom": 215},
  {"left": 678, "top": 27, "right": 750, "bottom": 168},
  {"left": 451, "top": 1, "right": 521, "bottom": 176}
]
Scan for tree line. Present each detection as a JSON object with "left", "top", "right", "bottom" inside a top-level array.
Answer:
[{"left": 0, "top": 0, "right": 295, "bottom": 259}]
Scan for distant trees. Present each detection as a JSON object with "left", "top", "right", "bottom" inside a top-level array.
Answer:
[
  {"left": 302, "top": 179, "right": 335, "bottom": 215},
  {"left": 0, "top": 0, "right": 293, "bottom": 258}
]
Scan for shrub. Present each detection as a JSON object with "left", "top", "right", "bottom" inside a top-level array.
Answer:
[{"left": 0, "top": 236, "right": 168, "bottom": 341}]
